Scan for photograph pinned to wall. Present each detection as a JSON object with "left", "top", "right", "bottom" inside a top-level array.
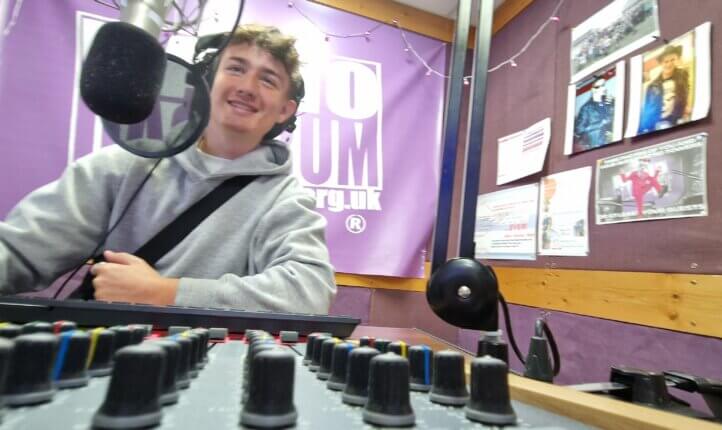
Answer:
[
  {"left": 625, "top": 22, "right": 711, "bottom": 137},
  {"left": 474, "top": 184, "right": 539, "bottom": 261},
  {"left": 595, "top": 133, "right": 707, "bottom": 225},
  {"left": 564, "top": 61, "right": 625, "bottom": 155},
  {"left": 570, "top": 0, "right": 659, "bottom": 83},
  {"left": 538, "top": 167, "right": 592, "bottom": 256}
]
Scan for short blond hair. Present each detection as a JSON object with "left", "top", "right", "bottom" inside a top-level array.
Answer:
[{"left": 228, "top": 24, "right": 302, "bottom": 99}]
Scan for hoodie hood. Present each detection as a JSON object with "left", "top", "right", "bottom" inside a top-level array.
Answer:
[{"left": 174, "top": 139, "right": 291, "bottom": 181}]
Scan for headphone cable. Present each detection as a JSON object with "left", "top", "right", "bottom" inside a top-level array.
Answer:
[{"left": 52, "top": 158, "right": 163, "bottom": 299}]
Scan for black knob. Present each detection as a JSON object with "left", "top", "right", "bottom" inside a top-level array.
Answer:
[
  {"left": 309, "top": 334, "right": 331, "bottom": 372},
  {"left": 363, "top": 353, "right": 415, "bottom": 427},
  {"left": 240, "top": 347, "right": 297, "bottom": 428},
  {"left": 92, "top": 343, "right": 166, "bottom": 429},
  {"left": 21, "top": 321, "right": 53, "bottom": 334},
  {"left": 242, "top": 342, "right": 279, "bottom": 404},
  {"left": 128, "top": 325, "right": 147, "bottom": 345},
  {"left": 110, "top": 326, "right": 133, "bottom": 351},
  {"left": 358, "top": 336, "right": 374, "bottom": 347},
  {"left": 53, "top": 320, "right": 77, "bottom": 334},
  {"left": 0, "top": 323, "right": 21, "bottom": 339},
  {"left": 327, "top": 342, "right": 355, "bottom": 391},
  {"left": 409, "top": 345, "right": 433, "bottom": 392},
  {"left": 477, "top": 331, "right": 508, "bottom": 364},
  {"left": 54, "top": 330, "right": 91, "bottom": 388},
  {"left": 150, "top": 340, "right": 181, "bottom": 405},
  {"left": 429, "top": 350, "right": 469, "bottom": 406},
  {"left": 87, "top": 328, "right": 116, "bottom": 377},
  {"left": 3, "top": 333, "right": 59, "bottom": 406},
  {"left": 342, "top": 346, "right": 380, "bottom": 406},
  {"left": 182, "top": 331, "right": 201, "bottom": 378},
  {"left": 465, "top": 356, "right": 516, "bottom": 425},
  {"left": 0, "top": 338, "right": 14, "bottom": 422},
  {"left": 191, "top": 328, "right": 210, "bottom": 368},
  {"left": 171, "top": 335, "right": 192, "bottom": 389},
  {"left": 303, "top": 333, "right": 323, "bottom": 365},
  {"left": 317, "top": 337, "right": 340, "bottom": 380},
  {"left": 374, "top": 339, "right": 391, "bottom": 353},
  {"left": 388, "top": 341, "right": 409, "bottom": 357}
]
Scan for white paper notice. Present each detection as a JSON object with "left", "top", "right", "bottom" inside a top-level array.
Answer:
[
  {"left": 538, "top": 167, "right": 592, "bottom": 256},
  {"left": 497, "top": 118, "right": 551, "bottom": 185},
  {"left": 474, "top": 184, "right": 539, "bottom": 261}
]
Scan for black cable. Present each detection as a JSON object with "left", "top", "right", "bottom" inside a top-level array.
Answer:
[
  {"left": 52, "top": 158, "right": 163, "bottom": 299},
  {"left": 199, "top": 0, "right": 245, "bottom": 66},
  {"left": 540, "top": 318, "right": 562, "bottom": 376},
  {"left": 489, "top": 266, "right": 561, "bottom": 376},
  {"left": 498, "top": 292, "right": 525, "bottom": 365}
]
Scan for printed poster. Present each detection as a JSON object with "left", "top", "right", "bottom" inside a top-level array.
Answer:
[{"left": 475, "top": 184, "right": 539, "bottom": 261}]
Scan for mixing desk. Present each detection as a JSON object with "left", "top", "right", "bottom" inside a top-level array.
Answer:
[{"left": 0, "top": 318, "right": 719, "bottom": 429}]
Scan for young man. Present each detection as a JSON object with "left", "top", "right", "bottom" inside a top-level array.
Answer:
[
  {"left": 638, "top": 44, "right": 690, "bottom": 134},
  {"left": 0, "top": 24, "right": 336, "bottom": 314}
]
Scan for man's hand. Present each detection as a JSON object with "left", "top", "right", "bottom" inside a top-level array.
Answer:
[{"left": 91, "top": 250, "right": 179, "bottom": 305}]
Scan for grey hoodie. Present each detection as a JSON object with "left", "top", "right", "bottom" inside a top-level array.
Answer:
[{"left": 0, "top": 141, "right": 336, "bottom": 314}]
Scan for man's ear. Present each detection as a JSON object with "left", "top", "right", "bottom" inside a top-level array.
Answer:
[{"left": 277, "top": 98, "right": 298, "bottom": 124}]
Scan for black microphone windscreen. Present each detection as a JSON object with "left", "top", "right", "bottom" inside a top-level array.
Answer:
[{"left": 80, "top": 22, "right": 166, "bottom": 124}]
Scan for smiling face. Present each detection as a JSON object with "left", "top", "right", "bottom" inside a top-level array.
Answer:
[
  {"left": 660, "top": 53, "right": 680, "bottom": 79},
  {"left": 208, "top": 42, "right": 297, "bottom": 144}
]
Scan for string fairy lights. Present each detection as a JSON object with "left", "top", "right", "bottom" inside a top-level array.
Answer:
[{"left": 286, "top": 0, "right": 566, "bottom": 83}]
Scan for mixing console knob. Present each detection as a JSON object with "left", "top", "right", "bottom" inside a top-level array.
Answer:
[
  {"left": 150, "top": 339, "right": 181, "bottom": 405},
  {"left": 21, "top": 321, "right": 53, "bottom": 334},
  {"left": 53, "top": 320, "right": 77, "bottom": 334},
  {"left": 87, "top": 328, "right": 116, "bottom": 377},
  {"left": 342, "top": 346, "right": 381, "bottom": 406},
  {"left": 3, "top": 333, "right": 58, "bottom": 406},
  {"left": 359, "top": 336, "right": 374, "bottom": 347},
  {"left": 128, "top": 325, "right": 147, "bottom": 345},
  {"left": 309, "top": 334, "right": 331, "bottom": 372},
  {"left": 54, "top": 330, "right": 91, "bottom": 388},
  {"left": 465, "top": 355, "right": 517, "bottom": 425},
  {"left": 241, "top": 347, "right": 297, "bottom": 429},
  {"left": 477, "top": 331, "right": 509, "bottom": 364},
  {"left": 0, "top": 338, "right": 14, "bottom": 423},
  {"left": 171, "top": 335, "right": 192, "bottom": 389},
  {"left": 317, "top": 337, "right": 340, "bottom": 380},
  {"left": 408, "top": 345, "right": 433, "bottom": 392},
  {"left": 191, "top": 328, "right": 210, "bottom": 368},
  {"left": 374, "top": 338, "right": 391, "bottom": 353},
  {"left": 363, "top": 353, "right": 415, "bottom": 427},
  {"left": 429, "top": 350, "right": 469, "bottom": 406},
  {"left": 303, "top": 333, "right": 321, "bottom": 365},
  {"left": 182, "top": 331, "right": 201, "bottom": 378},
  {"left": 327, "top": 342, "right": 355, "bottom": 391},
  {"left": 92, "top": 343, "right": 166, "bottom": 429},
  {"left": 0, "top": 323, "right": 21, "bottom": 339},
  {"left": 388, "top": 340, "right": 408, "bottom": 357},
  {"left": 110, "top": 326, "right": 133, "bottom": 351},
  {"left": 242, "top": 342, "right": 280, "bottom": 404}
]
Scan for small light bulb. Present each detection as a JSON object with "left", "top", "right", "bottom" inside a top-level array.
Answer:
[
  {"left": 510, "top": 59, "right": 517, "bottom": 67},
  {"left": 425, "top": 69, "right": 432, "bottom": 76},
  {"left": 550, "top": 16, "right": 559, "bottom": 22}
]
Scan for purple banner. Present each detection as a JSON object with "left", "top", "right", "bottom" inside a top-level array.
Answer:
[{"left": 0, "top": 0, "right": 446, "bottom": 278}]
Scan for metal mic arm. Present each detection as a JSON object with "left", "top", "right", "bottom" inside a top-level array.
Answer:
[{"left": 119, "top": 0, "right": 174, "bottom": 38}]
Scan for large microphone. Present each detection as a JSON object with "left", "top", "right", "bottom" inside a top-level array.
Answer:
[{"left": 80, "top": 0, "right": 173, "bottom": 124}]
